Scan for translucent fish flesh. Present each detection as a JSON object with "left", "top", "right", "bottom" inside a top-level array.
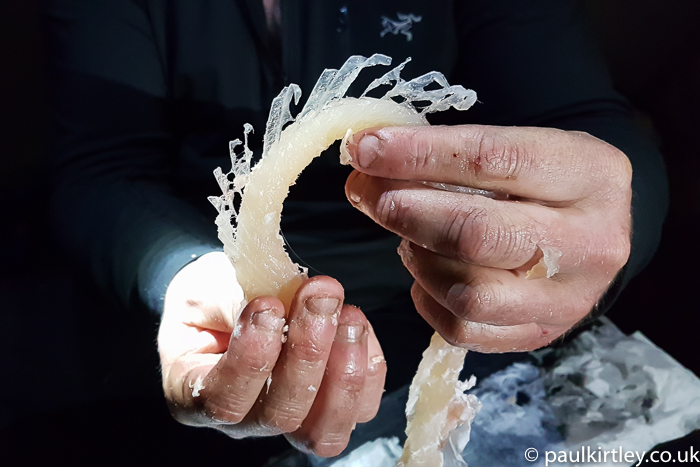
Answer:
[{"left": 209, "top": 54, "right": 479, "bottom": 465}]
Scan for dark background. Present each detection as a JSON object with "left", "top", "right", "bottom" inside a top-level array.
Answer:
[{"left": 1, "top": 0, "right": 699, "bottom": 464}]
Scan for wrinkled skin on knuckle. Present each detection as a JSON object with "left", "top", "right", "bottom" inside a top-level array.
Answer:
[
  {"left": 473, "top": 130, "right": 528, "bottom": 181},
  {"left": 203, "top": 398, "right": 249, "bottom": 425},
  {"left": 580, "top": 135, "right": 633, "bottom": 199},
  {"left": 335, "top": 366, "right": 366, "bottom": 395},
  {"left": 470, "top": 283, "right": 523, "bottom": 324},
  {"left": 235, "top": 350, "right": 274, "bottom": 374},
  {"left": 444, "top": 282, "right": 492, "bottom": 322},
  {"left": 473, "top": 219, "right": 522, "bottom": 266},
  {"left": 375, "top": 189, "right": 410, "bottom": 232},
  {"left": 407, "top": 127, "right": 437, "bottom": 173},
  {"left": 441, "top": 205, "right": 494, "bottom": 263},
  {"left": 582, "top": 231, "right": 631, "bottom": 277},
  {"left": 448, "top": 283, "right": 529, "bottom": 324},
  {"left": 259, "top": 402, "right": 307, "bottom": 434},
  {"left": 289, "top": 338, "right": 329, "bottom": 368}
]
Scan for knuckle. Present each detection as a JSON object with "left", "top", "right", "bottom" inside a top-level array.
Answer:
[
  {"left": 608, "top": 236, "right": 632, "bottom": 270},
  {"left": 260, "top": 405, "right": 306, "bottom": 433},
  {"left": 442, "top": 205, "right": 492, "bottom": 262},
  {"left": 470, "top": 284, "right": 508, "bottom": 318},
  {"left": 603, "top": 144, "right": 633, "bottom": 188},
  {"left": 444, "top": 283, "right": 476, "bottom": 320},
  {"left": 445, "top": 206, "right": 523, "bottom": 265},
  {"left": 468, "top": 222, "right": 517, "bottom": 265},
  {"left": 586, "top": 138, "right": 633, "bottom": 196},
  {"left": 473, "top": 130, "right": 527, "bottom": 181},
  {"left": 203, "top": 399, "right": 249, "bottom": 424},
  {"left": 236, "top": 352, "right": 274, "bottom": 374},
  {"left": 446, "top": 282, "right": 516, "bottom": 324},
  {"left": 375, "top": 190, "right": 410, "bottom": 232},
  {"left": 586, "top": 233, "right": 631, "bottom": 274},
  {"left": 289, "top": 339, "right": 328, "bottom": 366},
  {"left": 334, "top": 367, "right": 366, "bottom": 394},
  {"left": 408, "top": 128, "right": 436, "bottom": 173}
]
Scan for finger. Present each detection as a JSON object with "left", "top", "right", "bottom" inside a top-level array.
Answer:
[
  {"left": 356, "top": 321, "right": 386, "bottom": 423},
  {"left": 162, "top": 353, "right": 222, "bottom": 426},
  {"left": 197, "top": 297, "right": 286, "bottom": 427},
  {"left": 286, "top": 305, "right": 368, "bottom": 457},
  {"left": 347, "top": 172, "right": 631, "bottom": 274},
  {"left": 253, "top": 276, "right": 344, "bottom": 434},
  {"left": 411, "top": 282, "right": 570, "bottom": 353},
  {"left": 346, "top": 125, "right": 629, "bottom": 202},
  {"left": 399, "top": 241, "right": 601, "bottom": 327},
  {"left": 347, "top": 172, "right": 558, "bottom": 270}
]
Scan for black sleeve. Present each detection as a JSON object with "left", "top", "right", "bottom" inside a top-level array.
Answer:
[
  {"left": 447, "top": 0, "right": 668, "bottom": 317},
  {"left": 43, "top": 0, "right": 221, "bottom": 314}
]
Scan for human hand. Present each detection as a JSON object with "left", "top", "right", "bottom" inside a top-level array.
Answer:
[
  {"left": 158, "top": 252, "right": 387, "bottom": 456},
  {"left": 344, "top": 125, "right": 632, "bottom": 352}
]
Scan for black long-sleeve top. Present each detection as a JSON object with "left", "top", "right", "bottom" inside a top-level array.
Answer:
[{"left": 43, "top": 0, "right": 667, "bottom": 321}]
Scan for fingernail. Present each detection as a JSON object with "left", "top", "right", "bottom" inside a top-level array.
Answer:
[
  {"left": 304, "top": 297, "right": 340, "bottom": 316},
  {"left": 251, "top": 310, "right": 285, "bottom": 332},
  {"left": 355, "top": 134, "right": 382, "bottom": 168},
  {"left": 336, "top": 323, "right": 365, "bottom": 343},
  {"left": 348, "top": 190, "right": 362, "bottom": 205}
]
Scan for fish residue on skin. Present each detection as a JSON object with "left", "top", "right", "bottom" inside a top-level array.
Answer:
[{"left": 190, "top": 376, "right": 206, "bottom": 398}]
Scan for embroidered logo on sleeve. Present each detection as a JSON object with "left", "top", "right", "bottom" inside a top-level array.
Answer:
[{"left": 380, "top": 13, "right": 422, "bottom": 41}]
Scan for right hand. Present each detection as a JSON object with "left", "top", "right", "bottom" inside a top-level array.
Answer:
[{"left": 158, "top": 252, "right": 387, "bottom": 457}]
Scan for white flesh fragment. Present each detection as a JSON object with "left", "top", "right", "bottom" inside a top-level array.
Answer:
[
  {"left": 208, "top": 54, "right": 479, "bottom": 465},
  {"left": 526, "top": 244, "right": 562, "bottom": 279},
  {"left": 398, "top": 333, "right": 481, "bottom": 467}
]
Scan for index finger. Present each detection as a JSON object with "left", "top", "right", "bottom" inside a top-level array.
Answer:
[{"left": 346, "top": 125, "right": 626, "bottom": 202}]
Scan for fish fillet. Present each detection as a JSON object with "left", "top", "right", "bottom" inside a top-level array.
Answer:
[{"left": 209, "top": 54, "right": 480, "bottom": 466}]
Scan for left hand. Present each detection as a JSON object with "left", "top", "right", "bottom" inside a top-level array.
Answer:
[
  {"left": 344, "top": 125, "right": 632, "bottom": 352},
  {"left": 158, "top": 253, "right": 387, "bottom": 457}
]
